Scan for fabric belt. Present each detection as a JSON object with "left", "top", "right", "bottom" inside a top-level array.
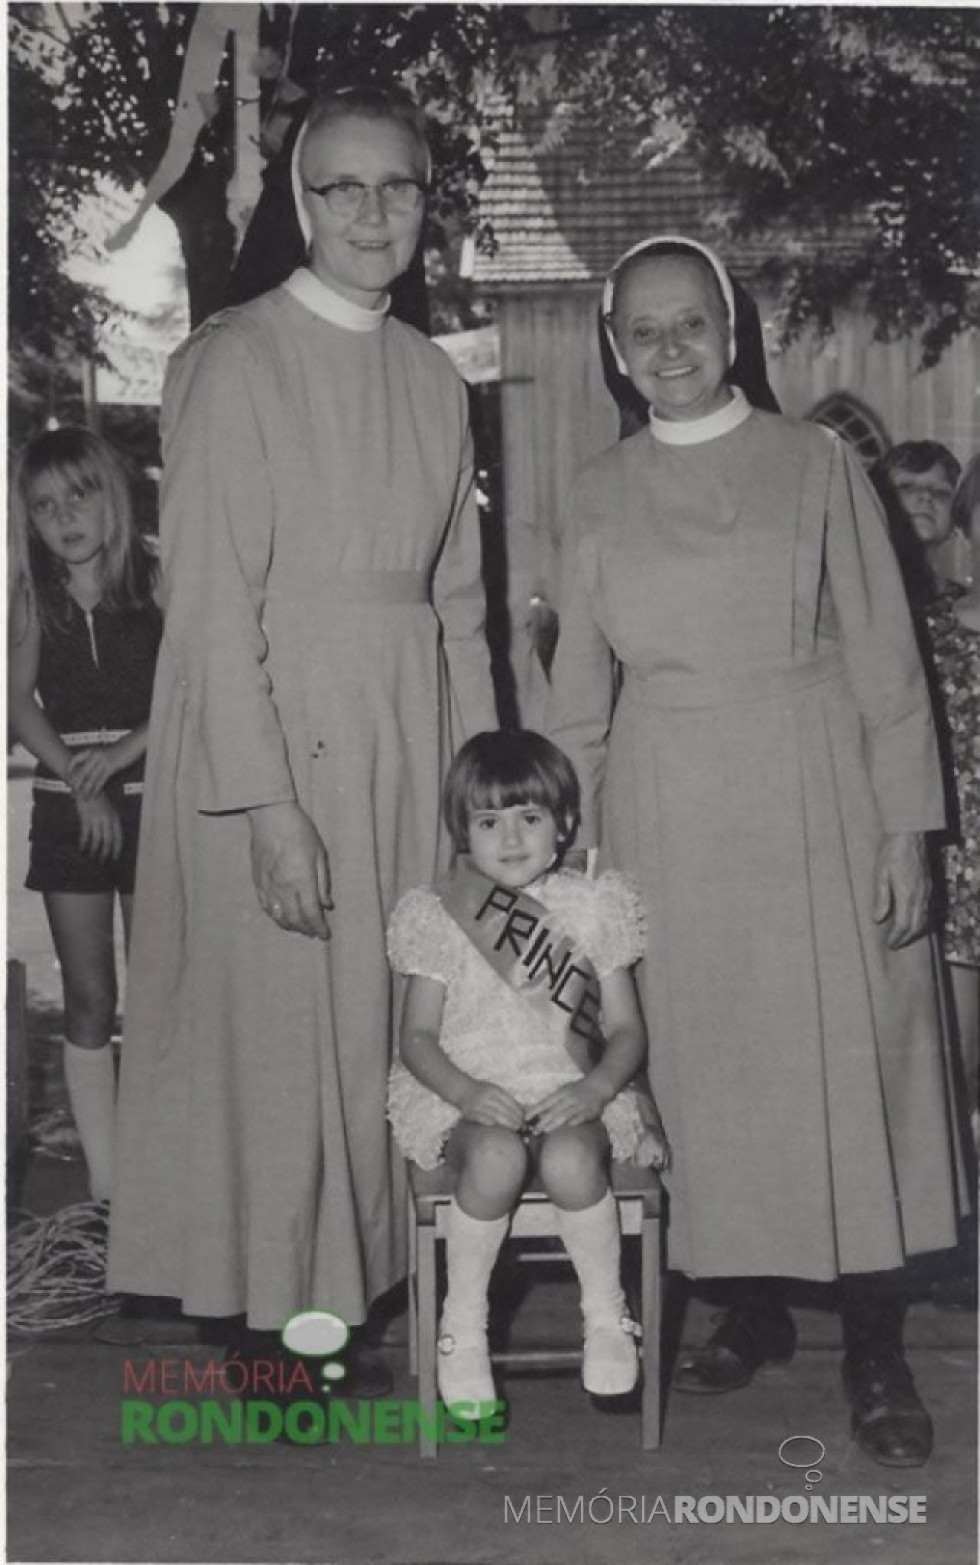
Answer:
[
  {"left": 622, "top": 651, "right": 845, "bottom": 711},
  {"left": 60, "top": 729, "right": 132, "bottom": 746},
  {"left": 36, "top": 728, "right": 142, "bottom": 795},
  {"left": 267, "top": 571, "right": 429, "bottom": 606},
  {"left": 34, "top": 778, "right": 143, "bottom": 796}
]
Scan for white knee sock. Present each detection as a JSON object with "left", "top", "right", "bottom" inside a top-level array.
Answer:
[
  {"left": 554, "top": 1189, "right": 627, "bottom": 1324},
  {"left": 555, "top": 1189, "right": 638, "bottom": 1395},
  {"left": 63, "top": 1040, "right": 115, "bottom": 1201},
  {"left": 437, "top": 1201, "right": 510, "bottom": 1410},
  {"left": 442, "top": 1200, "right": 510, "bottom": 1334}
]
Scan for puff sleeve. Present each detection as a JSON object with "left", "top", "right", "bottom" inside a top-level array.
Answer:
[
  {"left": 588, "top": 870, "right": 647, "bottom": 976},
  {"left": 386, "top": 887, "right": 456, "bottom": 986}
]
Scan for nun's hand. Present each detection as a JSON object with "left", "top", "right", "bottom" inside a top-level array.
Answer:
[
  {"left": 873, "top": 831, "right": 931, "bottom": 949},
  {"left": 248, "top": 800, "right": 333, "bottom": 940}
]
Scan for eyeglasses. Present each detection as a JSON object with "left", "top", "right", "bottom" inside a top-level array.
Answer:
[{"left": 303, "top": 178, "right": 426, "bottom": 220}]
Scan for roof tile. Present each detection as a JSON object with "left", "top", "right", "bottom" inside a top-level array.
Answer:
[{"left": 474, "top": 109, "right": 861, "bottom": 285}]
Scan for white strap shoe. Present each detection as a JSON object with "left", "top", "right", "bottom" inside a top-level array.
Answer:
[
  {"left": 436, "top": 1322, "right": 496, "bottom": 1414},
  {"left": 583, "top": 1314, "right": 641, "bottom": 1396}
]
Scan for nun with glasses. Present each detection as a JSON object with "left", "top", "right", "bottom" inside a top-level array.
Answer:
[
  {"left": 108, "top": 85, "right": 496, "bottom": 1391},
  {"left": 545, "top": 233, "right": 967, "bottom": 1468}
]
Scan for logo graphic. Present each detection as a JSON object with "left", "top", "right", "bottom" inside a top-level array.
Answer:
[
  {"left": 778, "top": 1434, "right": 826, "bottom": 1490},
  {"left": 119, "top": 1308, "right": 508, "bottom": 1445},
  {"left": 281, "top": 1309, "right": 349, "bottom": 1391}
]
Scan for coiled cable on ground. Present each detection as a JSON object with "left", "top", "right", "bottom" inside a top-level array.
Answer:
[{"left": 7, "top": 1203, "right": 118, "bottom": 1334}]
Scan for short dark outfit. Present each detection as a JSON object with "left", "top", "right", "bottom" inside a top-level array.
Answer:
[{"left": 26, "top": 597, "right": 162, "bottom": 896}]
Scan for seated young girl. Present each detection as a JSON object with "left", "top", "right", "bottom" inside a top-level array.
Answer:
[{"left": 387, "top": 730, "right": 667, "bottom": 1412}]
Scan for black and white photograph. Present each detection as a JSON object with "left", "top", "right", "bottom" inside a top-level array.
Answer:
[{"left": 6, "top": 3, "right": 979, "bottom": 1562}]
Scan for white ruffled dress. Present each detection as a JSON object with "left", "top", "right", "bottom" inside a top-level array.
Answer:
[{"left": 387, "top": 869, "right": 655, "bottom": 1168}]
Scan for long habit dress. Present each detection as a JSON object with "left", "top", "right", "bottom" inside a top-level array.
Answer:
[
  {"left": 546, "top": 406, "right": 964, "bottom": 1282},
  {"left": 107, "top": 269, "right": 496, "bottom": 1329}
]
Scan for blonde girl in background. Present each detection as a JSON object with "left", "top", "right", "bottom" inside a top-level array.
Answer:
[{"left": 9, "top": 427, "right": 162, "bottom": 1201}]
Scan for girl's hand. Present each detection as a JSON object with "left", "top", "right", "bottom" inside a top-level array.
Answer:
[
  {"left": 457, "top": 1079, "right": 526, "bottom": 1132},
  {"left": 248, "top": 800, "right": 332, "bottom": 940},
  {"left": 67, "top": 746, "right": 115, "bottom": 798},
  {"left": 76, "top": 793, "right": 123, "bottom": 862},
  {"left": 873, "top": 831, "right": 931, "bottom": 949},
  {"left": 527, "top": 1077, "right": 612, "bottom": 1134}
]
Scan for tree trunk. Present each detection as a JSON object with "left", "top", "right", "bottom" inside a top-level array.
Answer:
[{"left": 161, "top": 161, "right": 237, "bottom": 330}]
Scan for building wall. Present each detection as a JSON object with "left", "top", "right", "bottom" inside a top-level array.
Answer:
[{"left": 760, "top": 298, "right": 980, "bottom": 458}]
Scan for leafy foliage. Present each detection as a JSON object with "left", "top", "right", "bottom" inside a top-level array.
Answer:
[
  {"left": 8, "top": 3, "right": 530, "bottom": 341},
  {"left": 8, "top": 11, "right": 103, "bottom": 408},
  {"left": 534, "top": 5, "right": 980, "bottom": 362},
  {"left": 9, "top": 3, "right": 979, "bottom": 382}
]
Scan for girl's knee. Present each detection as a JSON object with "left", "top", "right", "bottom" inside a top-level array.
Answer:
[
  {"left": 452, "top": 1124, "right": 527, "bottom": 1219},
  {"left": 538, "top": 1126, "right": 608, "bottom": 1203},
  {"left": 462, "top": 1125, "right": 527, "bottom": 1182}
]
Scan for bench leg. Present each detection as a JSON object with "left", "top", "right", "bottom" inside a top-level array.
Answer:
[
  {"left": 416, "top": 1221, "right": 439, "bottom": 1459},
  {"left": 641, "top": 1211, "right": 662, "bottom": 1450},
  {"left": 408, "top": 1202, "right": 418, "bottom": 1379}
]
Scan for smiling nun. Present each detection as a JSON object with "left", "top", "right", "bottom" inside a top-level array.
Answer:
[{"left": 545, "top": 234, "right": 966, "bottom": 1467}]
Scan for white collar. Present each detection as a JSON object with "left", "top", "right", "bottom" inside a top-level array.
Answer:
[
  {"left": 282, "top": 267, "right": 389, "bottom": 333},
  {"left": 649, "top": 387, "right": 752, "bottom": 446}
]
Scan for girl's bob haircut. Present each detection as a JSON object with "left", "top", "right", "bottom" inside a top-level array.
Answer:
[{"left": 443, "top": 731, "right": 580, "bottom": 855}]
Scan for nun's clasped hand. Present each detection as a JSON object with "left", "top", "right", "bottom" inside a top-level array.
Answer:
[{"left": 248, "top": 799, "right": 333, "bottom": 939}]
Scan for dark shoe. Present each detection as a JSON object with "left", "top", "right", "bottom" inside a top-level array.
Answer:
[
  {"left": 341, "top": 1338, "right": 394, "bottom": 1400},
  {"left": 843, "top": 1351, "right": 933, "bottom": 1468},
  {"left": 222, "top": 1334, "right": 395, "bottom": 1446},
  {"left": 930, "top": 1276, "right": 978, "bottom": 1311},
  {"left": 94, "top": 1293, "right": 200, "bottom": 1346},
  {"left": 224, "top": 1329, "right": 395, "bottom": 1403},
  {"left": 673, "top": 1305, "right": 796, "bottom": 1394}
]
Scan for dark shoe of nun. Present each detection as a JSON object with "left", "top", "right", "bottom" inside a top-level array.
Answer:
[
  {"left": 225, "top": 1324, "right": 395, "bottom": 1402},
  {"left": 842, "top": 1351, "right": 933, "bottom": 1468},
  {"left": 672, "top": 1303, "right": 796, "bottom": 1394},
  {"left": 930, "top": 1271, "right": 978, "bottom": 1311},
  {"left": 339, "top": 1326, "right": 396, "bottom": 1399}
]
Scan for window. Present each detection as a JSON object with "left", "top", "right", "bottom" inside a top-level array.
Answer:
[{"left": 808, "top": 395, "right": 890, "bottom": 468}]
